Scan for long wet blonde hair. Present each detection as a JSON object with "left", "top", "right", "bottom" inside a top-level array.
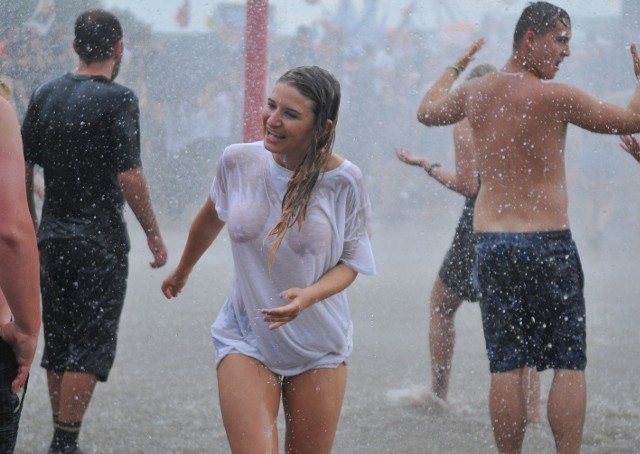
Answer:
[{"left": 264, "top": 66, "right": 341, "bottom": 268}]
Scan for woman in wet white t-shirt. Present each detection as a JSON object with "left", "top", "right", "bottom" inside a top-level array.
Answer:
[{"left": 162, "top": 66, "right": 375, "bottom": 454}]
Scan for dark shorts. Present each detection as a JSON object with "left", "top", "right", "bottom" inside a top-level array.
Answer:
[
  {"left": 438, "top": 197, "right": 479, "bottom": 302},
  {"left": 0, "top": 338, "right": 27, "bottom": 453},
  {"left": 476, "top": 230, "right": 586, "bottom": 373},
  {"left": 39, "top": 238, "right": 128, "bottom": 381}
]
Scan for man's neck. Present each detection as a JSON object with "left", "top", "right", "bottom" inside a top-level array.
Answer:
[
  {"left": 502, "top": 55, "right": 540, "bottom": 79},
  {"left": 74, "top": 60, "right": 113, "bottom": 80}
]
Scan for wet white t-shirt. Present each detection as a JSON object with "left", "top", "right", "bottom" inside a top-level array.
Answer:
[{"left": 210, "top": 141, "right": 376, "bottom": 376}]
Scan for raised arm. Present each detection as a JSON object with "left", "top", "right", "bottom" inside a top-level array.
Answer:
[
  {"left": 118, "top": 167, "right": 168, "bottom": 268},
  {"left": 417, "top": 38, "right": 484, "bottom": 126},
  {"left": 559, "top": 44, "right": 640, "bottom": 134},
  {"left": 0, "top": 98, "right": 41, "bottom": 394},
  {"left": 394, "top": 120, "right": 478, "bottom": 198}
]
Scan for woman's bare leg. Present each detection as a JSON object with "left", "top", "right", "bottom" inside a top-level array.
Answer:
[
  {"left": 282, "top": 363, "right": 347, "bottom": 454},
  {"left": 217, "top": 354, "right": 282, "bottom": 454},
  {"left": 429, "top": 276, "right": 464, "bottom": 400}
]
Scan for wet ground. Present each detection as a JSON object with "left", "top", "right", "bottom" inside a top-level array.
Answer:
[{"left": 14, "top": 180, "right": 640, "bottom": 453}]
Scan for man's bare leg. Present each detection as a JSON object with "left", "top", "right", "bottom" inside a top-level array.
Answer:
[
  {"left": 547, "top": 370, "right": 586, "bottom": 454},
  {"left": 489, "top": 369, "right": 527, "bottom": 454},
  {"left": 47, "top": 370, "right": 97, "bottom": 452},
  {"left": 48, "top": 371, "right": 98, "bottom": 422},
  {"left": 521, "top": 368, "right": 543, "bottom": 423}
]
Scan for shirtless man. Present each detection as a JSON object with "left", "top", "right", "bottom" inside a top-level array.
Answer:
[
  {"left": 417, "top": 2, "right": 640, "bottom": 453},
  {"left": 0, "top": 95, "right": 40, "bottom": 453}
]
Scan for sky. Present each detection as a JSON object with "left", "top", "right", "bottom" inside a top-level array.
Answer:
[{"left": 101, "top": 0, "right": 623, "bottom": 36}]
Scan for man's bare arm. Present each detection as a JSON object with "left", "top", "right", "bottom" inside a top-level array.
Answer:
[
  {"left": 619, "top": 134, "right": 640, "bottom": 163},
  {"left": 558, "top": 44, "right": 640, "bottom": 134},
  {"left": 417, "top": 38, "right": 484, "bottom": 126},
  {"left": 0, "top": 97, "right": 41, "bottom": 393},
  {"left": 118, "top": 167, "right": 168, "bottom": 268}
]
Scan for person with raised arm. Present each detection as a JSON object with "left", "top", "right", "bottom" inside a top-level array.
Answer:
[{"left": 417, "top": 2, "right": 640, "bottom": 453}]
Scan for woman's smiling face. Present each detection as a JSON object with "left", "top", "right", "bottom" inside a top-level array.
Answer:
[{"left": 262, "top": 81, "right": 316, "bottom": 170}]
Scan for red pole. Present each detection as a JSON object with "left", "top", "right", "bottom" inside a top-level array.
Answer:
[{"left": 243, "top": 0, "right": 269, "bottom": 142}]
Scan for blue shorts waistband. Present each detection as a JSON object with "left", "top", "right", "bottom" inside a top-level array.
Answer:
[{"left": 476, "top": 230, "right": 572, "bottom": 245}]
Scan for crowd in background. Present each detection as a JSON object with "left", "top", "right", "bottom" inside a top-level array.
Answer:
[{"left": 1, "top": 1, "right": 639, "bottom": 242}]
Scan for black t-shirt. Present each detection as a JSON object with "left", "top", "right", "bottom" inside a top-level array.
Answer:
[{"left": 22, "top": 73, "right": 142, "bottom": 251}]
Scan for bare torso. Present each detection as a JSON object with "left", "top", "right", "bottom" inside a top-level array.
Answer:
[
  {"left": 417, "top": 35, "right": 640, "bottom": 233},
  {"left": 466, "top": 71, "right": 570, "bottom": 232}
]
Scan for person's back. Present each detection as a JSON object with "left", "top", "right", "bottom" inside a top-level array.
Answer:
[
  {"left": 23, "top": 73, "right": 139, "bottom": 243},
  {"left": 465, "top": 70, "right": 571, "bottom": 232},
  {"left": 420, "top": 3, "right": 640, "bottom": 235},
  {"left": 22, "top": 10, "right": 166, "bottom": 453},
  {"left": 416, "top": 2, "right": 640, "bottom": 453}
]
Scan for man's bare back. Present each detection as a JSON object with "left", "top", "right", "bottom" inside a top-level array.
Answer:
[
  {"left": 464, "top": 69, "right": 572, "bottom": 232},
  {"left": 416, "top": 3, "right": 640, "bottom": 452},
  {"left": 419, "top": 21, "right": 640, "bottom": 233}
]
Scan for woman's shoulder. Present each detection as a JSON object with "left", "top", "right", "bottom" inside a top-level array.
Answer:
[
  {"left": 322, "top": 154, "right": 368, "bottom": 197},
  {"left": 326, "top": 154, "right": 362, "bottom": 179},
  {"left": 220, "top": 141, "right": 268, "bottom": 166},
  {"left": 223, "top": 140, "right": 265, "bottom": 155},
  {"left": 324, "top": 153, "right": 345, "bottom": 171}
]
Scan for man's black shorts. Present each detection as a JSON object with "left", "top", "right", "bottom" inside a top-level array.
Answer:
[{"left": 39, "top": 238, "right": 128, "bottom": 381}]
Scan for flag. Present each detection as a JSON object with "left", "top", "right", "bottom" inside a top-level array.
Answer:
[
  {"left": 25, "top": 0, "right": 56, "bottom": 35},
  {"left": 176, "top": 0, "right": 191, "bottom": 28}
]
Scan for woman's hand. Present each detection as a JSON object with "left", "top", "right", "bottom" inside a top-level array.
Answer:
[
  {"left": 394, "top": 147, "right": 427, "bottom": 168},
  {"left": 261, "top": 288, "right": 309, "bottom": 329},
  {"left": 161, "top": 268, "right": 190, "bottom": 299}
]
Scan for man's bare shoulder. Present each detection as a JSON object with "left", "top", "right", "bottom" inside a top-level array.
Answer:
[
  {"left": 487, "top": 77, "right": 589, "bottom": 114},
  {"left": 540, "top": 80, "right": 591, "bottom": 103},
  {"left": 539, "top": 79, "right": 574, "bottom": 91}
]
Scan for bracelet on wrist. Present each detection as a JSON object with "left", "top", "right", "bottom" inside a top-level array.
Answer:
[
  {"left": 447, "top": 65, "right": 462, "bottom": 76},
  {"left": 426, "top": 162, "right": 441, "bottom": 176}
]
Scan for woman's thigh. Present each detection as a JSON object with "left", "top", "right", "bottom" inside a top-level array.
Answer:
[
  {"left": 217, "top": 354, "right": 282, "bottom": 454},
  {"left": 282, "top": 363, "right": 347, "bottom": 454}
]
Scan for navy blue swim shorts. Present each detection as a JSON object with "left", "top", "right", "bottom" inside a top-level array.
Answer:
[{"left": 475, "top": 230, "right": 587, "bottom": 373}]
